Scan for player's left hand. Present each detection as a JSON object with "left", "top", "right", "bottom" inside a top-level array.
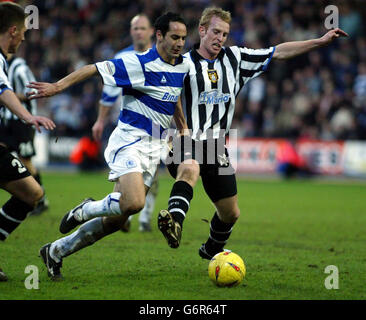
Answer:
[
  {"left": 319, "top": 28, "right": 349, "bottom": 45},
  {"left": 26, "top": 82, "right": 59, "bottom": 99},
  {"left": 24, "top": 115, "right": 56, "bottom": 133}
]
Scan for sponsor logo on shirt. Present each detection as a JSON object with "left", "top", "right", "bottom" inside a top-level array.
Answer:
[
  {"left": 199, "top": 90, "right": 230, "bottom": 105},
  {"left": 161, "top": 75, "right": 167, "bottom": 84},
  {"left": 162, "top": 92, "right": 179, "bottom": 102}
]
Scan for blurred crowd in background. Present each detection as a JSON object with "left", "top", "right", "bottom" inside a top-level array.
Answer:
[{"left": 15, "top": 0, "right": 366, "bottom": 141}]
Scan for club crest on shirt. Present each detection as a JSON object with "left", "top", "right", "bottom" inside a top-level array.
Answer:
[
  {"left": 207, "top": 69, "right": 218, "bottom": 83},
  {"left": 125, "top": 159, "right": 136, "bottom": 168}
]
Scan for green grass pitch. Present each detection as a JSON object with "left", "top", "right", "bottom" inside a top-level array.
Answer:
[{"left": 0, "top": 171, "right": 365, "bottom": 300}]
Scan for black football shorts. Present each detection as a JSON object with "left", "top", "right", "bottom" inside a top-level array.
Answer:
[
  {"left": 0, "top": 119, "right": 36, "bottom": 159},
  {"left": 0, "top": 145, "right": 31, "bottom": 183},
  {"left": 166, "top": 136, "right": 237, "bottom": 203}
]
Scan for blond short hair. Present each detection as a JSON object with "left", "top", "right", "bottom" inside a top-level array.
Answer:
[{"left": 199, "top": 7, "right": 231, "bottom": 29}]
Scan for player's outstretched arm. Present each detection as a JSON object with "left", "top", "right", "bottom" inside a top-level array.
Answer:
[
  {"left": 27, "top": 64, "right": 98, "bottom": 99},
  {"left": 0, "top": 89, "right": 55, "bottom": 132},
  {"left": 273, "top": 28, "right": 348, "bottom": 60}
]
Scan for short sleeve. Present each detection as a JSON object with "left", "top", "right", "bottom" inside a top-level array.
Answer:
[
  {"left": 237, "top": 46, "right": 275, "bottom": 83},
  {"left": 95, "top": 58, "right": 132, "bottom": 88}
]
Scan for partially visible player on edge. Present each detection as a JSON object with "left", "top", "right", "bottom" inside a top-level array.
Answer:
[
  {"left": 28, "top": 12, "right": 189, "bottom": 281},
  {"left": 0, "top": 54, "right": 49, "bottom": 216},
  {"left": 0, "top": 2, "right": 55, "bottom": 281},
  {"left": 92, "top": 14, "right": 156, "bottom": 233},
  {"left": 157, "top": 7, "right": 348, "bottom": 258}
]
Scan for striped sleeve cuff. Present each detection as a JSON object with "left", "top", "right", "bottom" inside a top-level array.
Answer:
[
  {"left": 262, "top": 46, "right": 276, "bottom": 71},
  {"left": 0, "top": 84, "right": 12, "bottom": 95}
]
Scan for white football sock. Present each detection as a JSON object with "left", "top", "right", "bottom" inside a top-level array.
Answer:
[
  {"left": 82, "top": 192, "right": 122, "bottom": 221},
  {"left": 50, "top": 218, "right": 106, "bottom": 262}
]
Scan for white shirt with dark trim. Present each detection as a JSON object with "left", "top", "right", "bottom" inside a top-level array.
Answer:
[{"left": 181, "top": 44, "right": 275, "bottom": 141}]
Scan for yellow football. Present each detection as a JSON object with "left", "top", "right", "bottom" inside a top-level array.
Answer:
[{"left": 208, "top": 251, "right": 246, "bottom": 287}]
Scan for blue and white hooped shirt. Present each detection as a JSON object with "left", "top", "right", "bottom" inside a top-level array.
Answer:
[{"left": 96, "top": 45, "right": 189, "bottom": 139}]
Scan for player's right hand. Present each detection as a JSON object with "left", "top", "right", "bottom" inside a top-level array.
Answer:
[
  {"left": 25, "top": 115, "right": 56, "bottom": 133},
  {"left": 26, "top": 82, "right": 59, "bottom": 99},
  {"left": 92, "top": 120, "right": 104, "bottom": 141}
]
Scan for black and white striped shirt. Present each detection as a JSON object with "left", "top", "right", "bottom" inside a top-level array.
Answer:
[
  {"left": 1, "top": 56, "right": 37, "bottom": 122},
  {"left": 182, "top": 44, "right": 275, "bottom": 140}
]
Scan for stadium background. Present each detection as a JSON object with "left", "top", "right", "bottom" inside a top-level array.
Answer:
[{"left": 10, "top": 0, "right": 366, "bottom": 177}]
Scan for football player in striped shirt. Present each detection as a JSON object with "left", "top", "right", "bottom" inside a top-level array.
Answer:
[
  {"left": 92, "top": 14, "right": 157, "bottom": 233},
  {"left": 28, "top": 12, "right": 190, "bottom": 280},
  {"left": 0, "top": 2, "right": 55, "bottom": 281},
  {"left": 0, "top": 54, "right": 49, "bottom": 216},
  {"left": 158, "top": 7, "right": 348, "bottom": 259}
]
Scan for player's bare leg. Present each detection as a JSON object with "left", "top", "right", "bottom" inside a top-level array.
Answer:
[
  {"left": 1, "top": 175, "right": 43, "bottom": 208},
  {"left": 41, "top": 172, "right": 148, "bottom": 280},
  {"left": 158, "top": 160, "right": 199, "bottom": 248},
  {"left": 59, "top": 172, "right": 146, "bottom": 234},
  {"left": 122, "top": 171, "right": 159, "bottom": 233},
  {"left": 0, "top": 176, "right": 43, "bottom": 241},
  {"left": 199, "top": 195, "right": 240, "bottom": 259},
  {"left": 176, "top": 160, "right": 200, "bottom": 186},
  {"left": 214, "top": 195, "right": 240, "bottom": 224},
  {"left": 138, "top": 185, "right": 157, "bottom": 232},
  {"left": 103, "top": 173, "right": 149, "bottom": 234},
  {"left": 20, "top": 157, "right": 49, "bottom": 216}
]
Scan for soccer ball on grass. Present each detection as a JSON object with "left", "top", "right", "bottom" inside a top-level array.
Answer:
[{"left": 208, "top": 251, "right": 246, "bottom": 287}]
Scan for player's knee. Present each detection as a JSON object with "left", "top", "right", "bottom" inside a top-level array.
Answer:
[
  {"left": 102, "top": 216, "right": 125, "bottom": 234},
  {"left": 177, "top": 161, "right": 200, "bottom": 185},
  {"left": 232, "top": 207, "right": 240, "bottom": 221},
  {"left": 120, "top": 197, "right": 145, "bottom": 216},
  {"left": 219, "top": 206, "right": 240, "bottom": 224},
  {"left": 28, "top": 185, "right": 44, "bottom": 207}
]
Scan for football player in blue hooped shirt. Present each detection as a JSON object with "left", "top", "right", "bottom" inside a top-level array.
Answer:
[
  {"left": 27, "top": 12, "right": 190, "bottom": 280},
  {"left": 93, "top": 14, "right": 158, "bottom": 233}
]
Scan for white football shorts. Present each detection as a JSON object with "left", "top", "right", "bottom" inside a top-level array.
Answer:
[{"left": 104, "top": 127, "right": 165, "bottom": 187}]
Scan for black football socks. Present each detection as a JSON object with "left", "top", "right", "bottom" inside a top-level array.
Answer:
[
  {"left": 168, "top": 180, "right": 193, "bottom": 227},
  {"left": 0, "top": 197, "right": 33, "bottom": 241},
  {"left": 204, "top": 212, "right": 234, "bottom": 256}
]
